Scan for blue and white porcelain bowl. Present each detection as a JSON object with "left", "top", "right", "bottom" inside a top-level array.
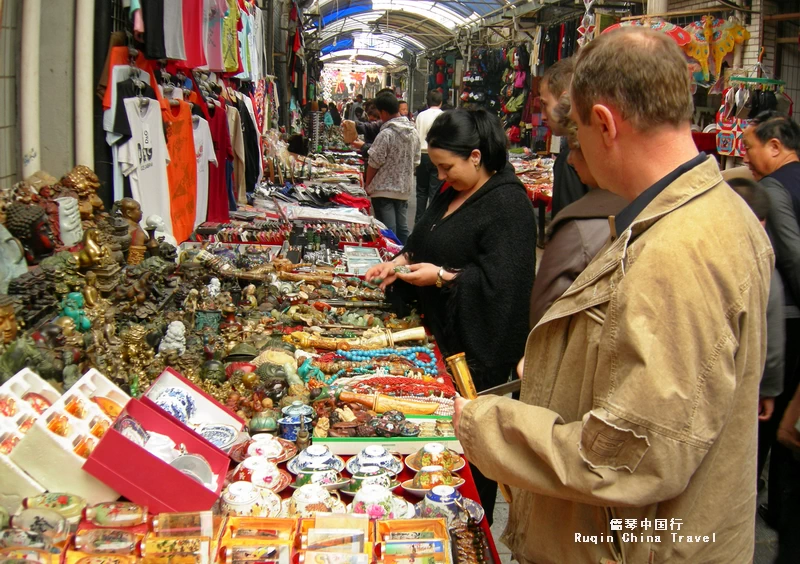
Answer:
[
  {"left": 277, "top": 415, "right": 313, "bottom": 441},
  {"left": 346, "top": 445, "right": 403, "bottom": 476},
  {"left": 287, "top": 444, "right": 345, "bottom": 475},
  {"left": 155, "top": 387, "right": 197, "bottom": 422},
  {"left": 198, "top": 423, "right": 238, "bottom": 451},
  {"left": 414, "top": 485, "right": 484, "bottom": 525}
]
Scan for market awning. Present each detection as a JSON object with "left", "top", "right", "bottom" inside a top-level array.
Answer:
[{"left": 309, "top": 0, "right": 516, "bottom": 66}]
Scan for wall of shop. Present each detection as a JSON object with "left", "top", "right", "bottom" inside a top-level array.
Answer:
[
  {"left": 0, "top": 0, "right": 21, "bottom": 186},
  {"left": 39, "top": 0, "right": 76, "bottom": 175}
]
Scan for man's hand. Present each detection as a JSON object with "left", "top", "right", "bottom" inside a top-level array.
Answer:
[
  {"left": 516, "top": 357, "right": 525, "bottom": 380},
  {"left": 395, "top": 263, "right": 440, "bottom": 287},
  {"left": 453, "top": 396, "right": 471, "bottom": 437},
  {"left": 351, "top": 139, "right": 365, "bottom": 150},
  {"left": 758, "top": 397, "right": 775, "bottom": 421}
]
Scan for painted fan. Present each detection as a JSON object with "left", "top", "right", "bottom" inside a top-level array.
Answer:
[
  {"left": 602, "top": 18, "right": 692, "bottom": 46},
  {"left": 682, "top": 16, "right": 750, "bottom": 81}
]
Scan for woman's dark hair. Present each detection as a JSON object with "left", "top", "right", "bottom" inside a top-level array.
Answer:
[
  {"left": 727, "top": 177, "right": 771, "bottom": 221},
  {"left": 426, "top": 108, "right": 508, "bottom": 173},
  {"left": 751, "top": 111, "right": 800, "bottom": 155}
]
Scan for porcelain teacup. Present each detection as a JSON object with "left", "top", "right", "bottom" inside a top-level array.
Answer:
[
  {"left": 415, "top": 443, "right": 460, "bottom": 470},
  {"left": 232, "top": 456, "right": 272, "bottom": 482},
  {"left": 356, "top": 445, "right": 395, "bottom": 468},
  {"left": 416, "top": 485, "right": 464, "bottom": 525},
  {"left": 249, "top": 462, "right": 282, "bottom": 489},
  {"left": 247, "top": 435, "right": 284, "bottom": 459},
  {"left": 411, "top": 465, "right": 455, "bottom": 489},
  {"left": 295, "top": 468, "right": 343, "bottom": 488},
  {"left": 351, "top": 485, "right": 405, "bottom": 520},
  {"left": 347, "top": 465, "right": 392, "bottom": 493},
  {"left": 222, "top": 481, "right": 281, "bottom": 517},
  {"left": 295, "top": 444, "right": 336, "bottom": 470},
  {"left": 287, "top": 484, "right": 341, "bottom": 516}
]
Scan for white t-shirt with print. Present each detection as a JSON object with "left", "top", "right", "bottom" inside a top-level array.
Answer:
[
  {"left": 118, "top": 98, "right": 174, "bottom": 236},
  {"left": 193, "top": 117, "right": 218, "bottom": 227}
]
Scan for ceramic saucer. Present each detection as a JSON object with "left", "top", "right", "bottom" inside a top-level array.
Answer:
[
  {"left": 289, "top": 478, "right": 351, "bottom": 491},
  {"left": 400, "top": 477, "right": 465, "bottom": 498},
  {"left": 287, "top": 454, "right": 346, "bottom": 475},
  {"left": 198, "top": 424, "right": 238, "bottom": 451},
  {"left": 405, "top": 451, "right": 466, "bottom": 473},
  {"left": 346, "top": 454, "right": 404, "bottom": 476}
]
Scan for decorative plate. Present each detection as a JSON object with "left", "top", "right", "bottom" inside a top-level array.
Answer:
[
  {"left": 114, "top": 415, "right": 149, "bottom": 446},
  {"left": 279, "top": 497, "right": 347, "bottom": 518},
  {"left": 339, "top": 480, "right": 401, "bottom": 496},
  {"left": 346, "top": 454, "right": 404, "bottom": 477},
  {"left": 229, "top": 438, "right": 297, "bottom": 464},
  {"left": 287, "top": 454, "right": 346, "bottom": 476},
  {"left": 405, "top": 451, "right": 466, "bottom": 473},
  {"left": 400, "top": 478, "right": 465, "bottom": 498},
  {"left": 198, "top": 424, "right": 238, "bottom": 451}
]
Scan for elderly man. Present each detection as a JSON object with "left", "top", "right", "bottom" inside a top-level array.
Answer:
[{"left": 454, "top": 28, "right": 773, "bottom": 563}]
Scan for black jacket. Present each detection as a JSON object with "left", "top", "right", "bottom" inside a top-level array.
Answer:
[
  {"left": 551, "top": 145, "right": 590, "bottom": 218},
  {"left": 394, "top": 164, "right": 537, "bottom": 390}
]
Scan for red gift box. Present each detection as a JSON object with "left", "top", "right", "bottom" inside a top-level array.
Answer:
[{"left": 82, "top": 398, "right": 230, "bottom": 514}]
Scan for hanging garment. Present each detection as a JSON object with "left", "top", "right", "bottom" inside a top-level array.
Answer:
[
  {"left": 160, "top": 99, "right": 198, "bottom": 243},
  {"left": 207, "top": 104, "right": 233, "bottom": 222},
  {"left": 237, "top": 97, "right": 260, "bottom": 197},
  {"left": 182, "top": 0, "right": 207, "bottom": 68},
  {"left": 164, "top": 0, "right": 187, "bottom": 60},
  {"left": 241, "top": 93, "right": 263, "bottom": 183},
  {"left": 236, "top": 5, "right": 253, "bottom": 80},
  {"left": 222, "top": 0, "right": 241, "bottom": 72},
  {"left": 192, "top": 117, "right": 218, "bottom": 227},
  {"left": 204, "top": 0, "right": 226, "bottom": 71},
  {"left": 226, "top": 103, "right": 247, "bottom": 204},
  {"left": 118, "top": 98, "right": 174, "bottom": 235},
  {"left": 140, "top": 0, "right": 167, "bottom": 59}
]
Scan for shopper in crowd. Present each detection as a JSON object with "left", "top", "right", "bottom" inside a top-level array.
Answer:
[
  {"left": 540, "top": 57, "right": 589, "bottom": 219},
  {"left": 454, "top": 28, "right": 773, "bottom": 563},
  {"left": 741, "top": 111, "right": 800, "bottom": 545},
  {"left": 328, "top": 102, "right": 342, "bottom": 126},
  {"left": 526, "top": 92, "right": 626, "bottom": 329},
  {"left": 365, "top": 108, "right": 537, "bottom": 524},
  {"left": 727, "top": 177, "right": 785, "bottom": 419},
  {"left": 398, "top": 100, "right": 409, "bottom": 118},
  {"left": 363, "top": 91, "right": 420, "bottom": 243},
  {"left": 354, "top": 107, "right": 366, "bottom": 122},
  {"left": 414, "top": 90, "right": 445, "bottom": 224},
  {"left": 347, "top": 93, "right": 363, "bottom": 120},
  {"left": 321, "top": 103, "right": 334, "bottom": 128}
]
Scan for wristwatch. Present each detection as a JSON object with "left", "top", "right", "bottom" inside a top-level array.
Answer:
[{"left": 436, "top": 267, "right": 447, "bottom": 288}]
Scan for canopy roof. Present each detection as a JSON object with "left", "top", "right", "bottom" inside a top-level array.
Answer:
[{"left": 310, "top": 0, "right": 515, "bottom": 66}]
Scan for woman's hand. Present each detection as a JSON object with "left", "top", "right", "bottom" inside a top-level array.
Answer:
[
  {"left": 395, "top": 263, "right": 440, "bottom": 287},
  {"left": 364, "top": 262, "right": 399, "bottom": 290}
]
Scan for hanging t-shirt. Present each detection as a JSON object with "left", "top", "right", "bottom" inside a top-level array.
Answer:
[
  {"left": 204, "top": 0, "right": 226, "bottom": 71},
  {"left": 182, "top": 0, "right": 207, "bottom": 68},
  {"left": 237, "top": 97, "right": 259, "bottom": 196},
  {"left": 192, "top": 116, "right": 217, "bottom": 227},
  {"left": 235, "top": 6, "right": 252, "bottom": 80},
  {"left": 207, "top": 104, "right": 233, "bottom": 222},
  {"left": 163, "top": 0, "right": 187, "bottom": 60},
  {"left": 118, "top": 98, "right": 174, "bottom": 236},
  {"left": 226, "top": 103, "right": 246, "bottom": 204},
  {"left": 222, "top": 0, "right": 241, "bottom": 72},
  {"left": 140, "top": 0, "right": 167, "bottom": 59},
  {"left": 160, "top": 99, "right": 198, "bottom": 243},
  {"left": 111, "top": 79, "right": 159, "bottom": 143}
]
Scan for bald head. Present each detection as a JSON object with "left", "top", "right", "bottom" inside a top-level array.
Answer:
[{"left": 571, "top": 28, "right": 693, "bottom": 131}]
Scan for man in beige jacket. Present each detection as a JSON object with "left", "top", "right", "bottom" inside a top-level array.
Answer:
[{"left": 455, "top": 29, "right": 774, "bottom": 564}]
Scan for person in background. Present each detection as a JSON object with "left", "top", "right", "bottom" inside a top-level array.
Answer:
[
  {"left": 328, "top": 102, "right": 342, "bottom": 126},
  {"left": 540, "top": 57, "right": 590, "bottom": 219},
  {"left": 364, "top": 91, "right": 420, "bottom": 243},
  {"left": 454, "top": 28, "right": 773, "bottom": 563},
  {"left": 741, "top": 111, "right": 800, "bottom": 545},
  {"left": 727, "top": 177, "right": 785, "bottom": 418},
  {"left": 414, "top": 90, "right": 445, "bottom": 224},
  {"left": 776, "top": 375, "right": 800, "bottom": 563},
  {"left": 398, "top": 100, "right": 409, "bottom": 119},
  {"left": 322, "top": 103, "right": 333, "bottom": 127},
  {"left": 347, "top": 93, "right": 363, "bottom": 120},
  {"left": 526, "top": 93, "right": 626, "bottom": 329},
  {"left": 354, "top": 107, "right": 366, "bottom": 122},
  {"left": 365, "top": 108, "right": 537, "bottom": 525}
]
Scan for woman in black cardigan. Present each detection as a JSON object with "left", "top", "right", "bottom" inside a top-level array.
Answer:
[{"left": 365, "top": 108, "right": 537, "bottom": 522}]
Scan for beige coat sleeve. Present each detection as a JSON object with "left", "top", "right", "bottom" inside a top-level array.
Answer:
[{"left": 459, "top": 247, "right": 773, "bottom": 508}]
